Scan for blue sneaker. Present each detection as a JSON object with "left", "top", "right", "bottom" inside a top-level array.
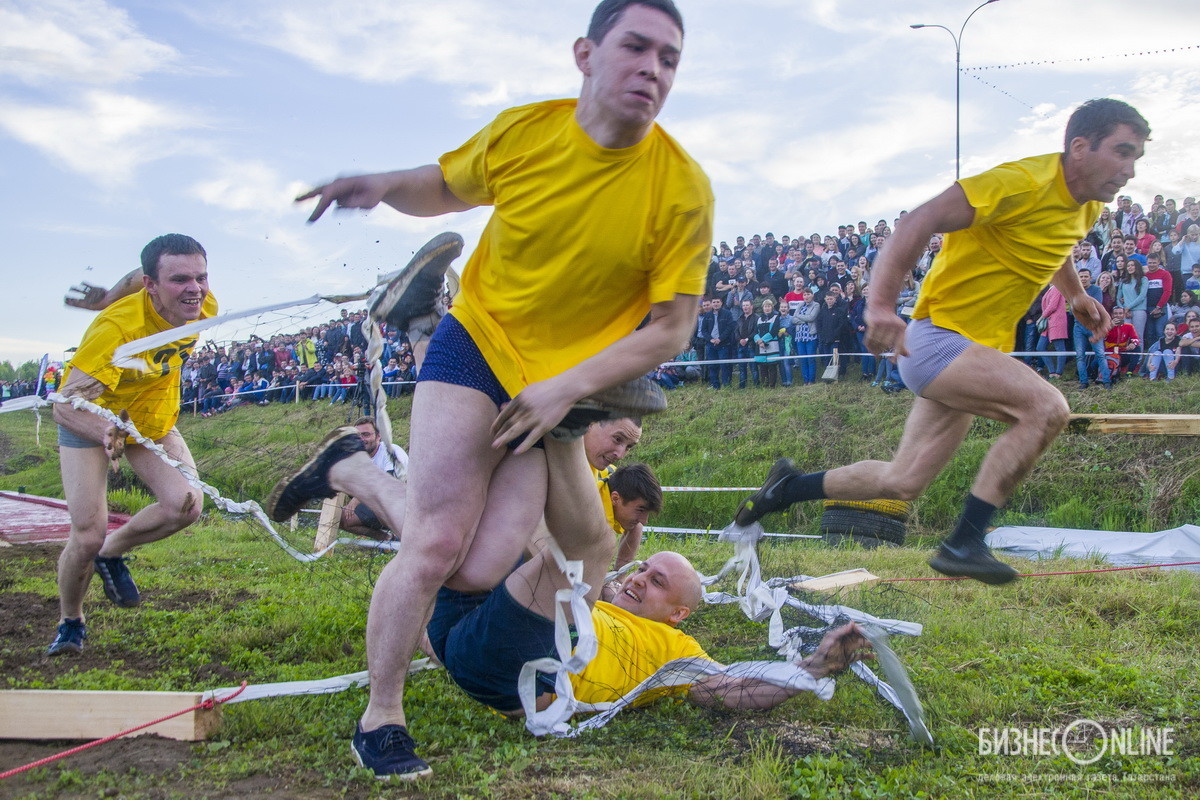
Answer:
[
  {"left": 48, "top": 617, "right": 87, "bottom": 655},
  {"left": 351, "top": 723, "right": 432, "bottom": 780},
  {"left": 93, "top": 555, "right": 140, "bottom": 607}
]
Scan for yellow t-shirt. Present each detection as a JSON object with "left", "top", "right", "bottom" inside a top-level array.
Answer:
[
  {"left": 440, "top": 99, "right": 713, "bottom": 396},
  {"left": 913, "top": 152, "right": 1102, "bottom": 351},
  {"left": 593, "top": 464, "right": 623, "bottom": 536},
  {"left": 569, "top": 601, "right": 710, "bottom": 707},
  {"left": 65, "top": 290, "right": 219, "bottom": 441}
]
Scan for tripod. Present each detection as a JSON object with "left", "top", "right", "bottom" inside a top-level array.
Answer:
[{"left": 348, "top": 358, "right": 374, "bottom": 421}]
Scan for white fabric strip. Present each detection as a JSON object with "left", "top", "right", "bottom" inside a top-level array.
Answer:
[
  {"left": 201, "top": 659, "right": 437, "bottom": 704},
  {"left": 112, "top": 295, "right": 338, "bottom": 368},
  {"left": 43, "top": 392, "right": 367, "bottom": 564}
]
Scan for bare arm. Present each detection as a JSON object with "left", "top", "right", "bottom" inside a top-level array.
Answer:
[
  {"left": 492, "top": 293, "right": 701, "bottom": 453},
  {"left": 64, "top": 269, "right": 145, "bottom": 311},
  {"left": 864, "top": 185, "right": 975, "bottom": 357},
  {"left": 1054, "top": 258, "right": 1112, "bottom": 343},
  {"left": 688, "top": 623, "right": 872, "bottom": 710},
  {"left": 52, "top": 368, "right": 125, "bottom": 468},
  {"left": 296, "top": 165, "right": 475, "bottom": 223},
  {"left": 614, "top": 523, "right": 643, "bottom": 570}
]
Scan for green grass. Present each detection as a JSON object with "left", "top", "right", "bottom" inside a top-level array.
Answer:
[{"left": 1, "top": 379, "right": 1198, "bottom": 798}]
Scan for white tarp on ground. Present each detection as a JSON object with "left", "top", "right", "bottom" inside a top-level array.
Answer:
[{"left": 986, "top": 524, "right": 1200, "bottom": 571}]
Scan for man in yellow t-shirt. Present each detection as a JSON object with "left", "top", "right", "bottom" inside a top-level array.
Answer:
[
  {"left": 430, "top": 431, "right": 870, "bottom": 714},
  {"left": 270, "top": 423, "right": 871, "bottom": 722},
  {"left": 738, "top": 99, "right": 1151, "bottom": 586},
  {"left": 49, "top": 234, "right": 218, "bottom": 656},
  {"left": 293, "top": 0, "right": 712, "bottom": 780}
]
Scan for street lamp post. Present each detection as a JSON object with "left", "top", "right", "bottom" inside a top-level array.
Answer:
[{"left": 911, "top": 0, "right": 1001, "bottom": 180}]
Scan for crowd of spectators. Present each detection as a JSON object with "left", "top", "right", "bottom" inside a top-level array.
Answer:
[
  {"left": 21, "top": 193, "right": 1192, "bottom": 418},
  {"left": 180, "top": 309, "right": 418, "bottom": 416},
  {"left": 0, "top": 378, "right": 45, "bottom": 401},
  {"left": 658, "top": 193, "right": 1200, "bottom": 393}
]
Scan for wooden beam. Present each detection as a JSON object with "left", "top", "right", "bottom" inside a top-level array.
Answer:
[
  {"left": 1068, "top": 413, "right": 1200, "bottom": 436},
  {"left": 0, "top": 690, "right": 220, "bottom": 741},
  {"left": 790, "top": 569, "right": 880, "bottom": 593},
  {"left": 313, "top": 492, "right": 347, "bottom": 552}
]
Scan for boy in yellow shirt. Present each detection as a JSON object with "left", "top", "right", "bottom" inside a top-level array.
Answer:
[
  {"left": 50, "top": 234, "right": 218, "bottom": 654},
  {"left": 738, "top": 99, "right": 1150, "bottom": 585}
]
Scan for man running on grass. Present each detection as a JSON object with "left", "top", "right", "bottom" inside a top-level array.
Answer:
[
  {"left": 293, "top": 0, "right": 712, "bottom": 779},
  {"left": 50, "top": 234, "right": 217, "bottom": 654},
  {"left": 269, "top": 428, "right": 872, "bottom": 742},
  {"left": 736, "top": 98, "right": 1149, "bottom": 585}
]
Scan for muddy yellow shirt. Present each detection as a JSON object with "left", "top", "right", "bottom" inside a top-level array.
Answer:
[
  {"left": 913, "top": 152, "right": 1102, "bottom": 351},
  {"left": 440, "top": 99, "right": 713, "bottom": 396},
  {"left": 569, "top": 601, "right": 709, "bottom": 707},
  {"left": 592, "top": 464, "right": 622, "bottom": 536},
  {"left": 65, "top": 290, "right": 219, "bottom": 441}
]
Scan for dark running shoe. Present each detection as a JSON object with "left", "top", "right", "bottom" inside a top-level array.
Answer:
[
  {"left": 548, "top": 376, "right": 668, "bottom": 440},
  {"left": 47, "top": 617, "right": 87, "bottom": 655},
  {"left": 368, "top": 232, "right": 464, "bottom": 339},
  {"left": 93, "top": 555, "right": 140, "bottom": 607},
  {"left": 351, "top": 722, "right": 432, "bottom": 781},
  {"left": 734, "top": 458, "right": 802, "bottom": 527},
  {"left": 266, "top": 427, "right": 365, "bottom": 522},
  {"left": 928, "top": 540, "right": 1019, "bottom": 585}
]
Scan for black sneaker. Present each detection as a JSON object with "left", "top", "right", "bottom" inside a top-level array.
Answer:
[
  {"left": 94, "top": 555, "right": 140, "bottom": 607},
  {"left": 734, "top": 458, "right": 802, "bottom": 527},
  {"left": 368, "top": 232, "right": 464, "bottom": 339},
  {"left": 928, "top": 540, "right": 1019, "bottom": 585},
  {"left": 47, "top": 617, "right": 87, "bottom": 655},
  {"left": 265, "top": 427, "right": 365, "bottom": 522},
  {"left": 548, "top": 376, "right": 668, "bottom": 440},
  {"left": 351, "top": 722, "right": 432, "bottom": 781}
]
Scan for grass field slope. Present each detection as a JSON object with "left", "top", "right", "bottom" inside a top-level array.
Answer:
[{"left": 0, "top": 380, "right": 1196, "bottom": 798}]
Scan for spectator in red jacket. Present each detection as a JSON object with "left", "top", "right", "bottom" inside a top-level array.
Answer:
[{"left": 1104, "top": 306, "right": 1140, "bottom": 378}]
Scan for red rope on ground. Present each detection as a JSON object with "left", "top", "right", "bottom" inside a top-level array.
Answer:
[
  {"left": 0, "top": 682, "right": 247, "bottom": 781},
  {"left": 882, "top": 560, "right": 1200, "bottom": 582}
]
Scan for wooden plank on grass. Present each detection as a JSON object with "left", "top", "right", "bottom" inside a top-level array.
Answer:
[
  {"left": 0, "top": 690, "right": 220, "bottom": 741},
  {"left": 313, "top": 492, "right": 347, "bottom": 552},
  {"left": 790, "top": 569, "right": 880, "bottom": 592},
  {"left": 1068, "top": 414, "right": 1200, "bottom": 436}
]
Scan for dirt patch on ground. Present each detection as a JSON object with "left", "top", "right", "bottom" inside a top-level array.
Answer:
[
  {"left": 0, "top": 738, "right": 352, "bottom": 800},
  {"left": 0, "top": 547, "right": 317, "bottom": 798},
  {"left": 725, "top": 717, "right": 904, "bottom": 761}
]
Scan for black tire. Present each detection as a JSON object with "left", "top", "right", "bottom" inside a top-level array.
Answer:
[{"left": 820, "top": 507, "right": 907, "bottom": 547}]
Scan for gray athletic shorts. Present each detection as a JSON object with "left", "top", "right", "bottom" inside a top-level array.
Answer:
[
  {"left": 897, "top": 318, "right": 972, "bottom": 397},
  {"left": 57, "top": 425, "right": 101, "bottom": 449}
]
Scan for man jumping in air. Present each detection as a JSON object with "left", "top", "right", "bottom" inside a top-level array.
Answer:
[{"left": 737, "top": 99, "right": 1149, "bottom": 585}]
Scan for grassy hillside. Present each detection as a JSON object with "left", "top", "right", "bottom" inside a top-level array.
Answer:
[
  {"left": 3, "top": 378, "right": 1198, "bottom": 535},
  {"left": 0, "top": 380, "right": 1197, "bottom": 798}
]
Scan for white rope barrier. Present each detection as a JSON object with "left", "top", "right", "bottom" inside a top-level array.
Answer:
[{"left": 37, "top": 392, "right": 363, "bottom": 564}]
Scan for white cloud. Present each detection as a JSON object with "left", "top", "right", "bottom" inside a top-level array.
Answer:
[
  {"left": 0, "top": 0, "right": 178, "bottom": 86},
  {"left": 0, "top": 90, "right": 203, "bottom": 183},
  {"left": 191, "top": 159, "right": 309, "bottom": 215},
  {"left": 195, "top": 0, "right": 580, "bottom": 108}
]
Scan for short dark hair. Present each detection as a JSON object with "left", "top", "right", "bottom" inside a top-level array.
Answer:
[
  {"left": 353, "top": 416, "right": 378, "bottom": 431},
  {"left": 587, "top": 0, "right": 683, "bottom": 44},
  {"left": 140, "top": 234, "right": 206, "bottom": 281},
  {"left": 1063, "top": 98, "right": 1151, "bottom": 153},
  {"left": 607, "top": 462, "right": 662, "bottom": 512}
]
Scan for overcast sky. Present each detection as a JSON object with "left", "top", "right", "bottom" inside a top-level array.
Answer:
[{"left": 1, "top": 0, "right": 1197, "bottom": 365}]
